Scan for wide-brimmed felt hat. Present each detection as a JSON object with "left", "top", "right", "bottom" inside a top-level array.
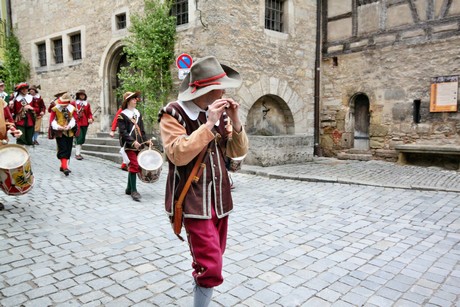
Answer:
[
  {"left": 29, "top": 85, "right": 39, "bottom": 93},
  {"left": 122, "top": 91, "right": 141, "bottom": 109},
  {"left": 58, "top": 93, "right": 72, "bottom": 105},
  {"left": 75, "top": 89, "right": 87, "bottom": 100},
  {"left": 0, "top": 80, "right": 4, "bottom": 86},
  {"left": 15, "top": 82, "right": 29, "bottom": 91},
  {"left": 178, "top": 56, "right": 242, "bottom": 101},
  {"left": 54, "top": 91, "right": 67, "bottom": 98}
]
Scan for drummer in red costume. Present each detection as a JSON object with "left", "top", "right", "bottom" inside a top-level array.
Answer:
[
  {"left": 109, "top": 107, "right": 128, "bottom": 171},
  {"left": 0, "top": 97, "right": 22, "bottom": 210},
  {"left": 49, "top": 93, "right": 78, "bottom": 176},
  {"left": 117, "top": 91, "right": 150, "bottom": 202},
  {"left": 11, "top": 82, "right": 37, "bottom": 145},
  {"left": 158, "top": 56, "right": 248, "bottom": 306},
  {"left": 72, "top": 89, "right": 94, "bottom": 160}
]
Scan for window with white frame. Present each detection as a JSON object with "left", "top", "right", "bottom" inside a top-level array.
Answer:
[
  {"left": 171, "top": 0, "right": 188, "bottom": 25},
  {"left": 70, "top": 33, "right": 82, "bottom": 61},
  {"left": 37, "top": 42, "right": 47, "bottom": 67},
  {"left": 116, "top": 13, "right": 127, "bottom": 29},
  {"left": 265, "top": 0, "right": 285, "bottom": 32},
  {"left": 53, "top": 38, "right": 64, "bottom": 64}
]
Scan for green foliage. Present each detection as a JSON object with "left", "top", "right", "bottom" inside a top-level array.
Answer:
[
  {"left": 118, "top": 0, "right": 176, "bottom": 129},
  {"left": 0, "top": 30, "right": 30, "bottom": 92}
]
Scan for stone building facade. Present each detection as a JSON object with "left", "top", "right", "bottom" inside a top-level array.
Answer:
[
  {"left": 10, "top": 0, "right": 317, "bottom": 166},
  {"left": 321, "top": 0, "right": 460, "bottom": 162}
]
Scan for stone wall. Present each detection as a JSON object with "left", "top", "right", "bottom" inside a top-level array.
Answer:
[
  {"left": 246, "top": 135, "right": 314, "bottom": 166},
  {"left": 321, "top": 0, "right": 460, "bottom": 159},
  {"left": 10, "top": 0, "right": 144, "bottom": 134},
  {"left": 12, "top": 0, "right": 317, "bottom": 165}
]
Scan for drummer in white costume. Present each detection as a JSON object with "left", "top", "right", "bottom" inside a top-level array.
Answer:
[{"left": 117, "top": 91, "right": 151, "bottom": 202}]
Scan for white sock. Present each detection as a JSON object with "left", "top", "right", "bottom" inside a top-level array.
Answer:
[
  {"left": 76, "top": 145, "right": 81, "bottom": 155},
  {"left": 193, "top": 285, "right": 213, "bottom": 307}
]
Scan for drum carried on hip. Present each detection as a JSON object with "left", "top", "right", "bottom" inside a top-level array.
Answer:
[
  {"left": 137, "top": 147, "right": 163, "bottom": 183},
  {"left": 0, "top": 144, "right": 35, "bottom": 195}
]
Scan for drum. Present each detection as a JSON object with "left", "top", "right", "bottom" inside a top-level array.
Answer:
[
  {"left": 0, "top": 144, "right": 34, "bottom": 195},
  {"left": 137, "top": 148, "right": 163, "bottom": 183},
  {"left": 227, "top": 156, "right": 245, "bottom": 172}
]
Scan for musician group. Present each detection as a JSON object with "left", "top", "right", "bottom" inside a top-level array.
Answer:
[
  {"left": 0, "top": 82, "right": 95, "bottom": 173},
  {"left": 1, "top": 55, "right": 249, "bottom": 307}
]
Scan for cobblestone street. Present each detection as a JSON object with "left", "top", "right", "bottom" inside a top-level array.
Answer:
[{"left": 1, "top": 140, "right": 459, "bottom": 306}]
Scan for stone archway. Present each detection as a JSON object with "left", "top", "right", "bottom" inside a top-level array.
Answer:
[
  {"left": 101, "top": 40, "right": 129, "bottom": 131},
  {"left": 237, "top": 77, "right": 314, "bottom": 166}
]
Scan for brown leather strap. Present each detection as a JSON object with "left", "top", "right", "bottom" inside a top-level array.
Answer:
[{"left": 173, "top": 144, "right": 209, "bottom": 240}]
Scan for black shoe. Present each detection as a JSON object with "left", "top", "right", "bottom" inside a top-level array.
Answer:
[
  {"left": 125, "top": 189, "right": 131, "bottom": 195},
  {"left": 33, "top": 140, "right": 39, "bottom": 145},
  {"left": 63, "top": 169, "right": 70, "bottom": 176},
  {"left": 131, "top": 191, "right": 141, "bottom": 202},
  {"left": 75, "top": 155, "right": 83, "bottom": 160},
  {"left": 60, "top": 167, "right": 72, "bottom": 173}
]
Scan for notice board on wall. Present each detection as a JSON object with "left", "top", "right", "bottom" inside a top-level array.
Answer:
[{"left": 430, "top": 75, "right": 459, "bottom": 112}]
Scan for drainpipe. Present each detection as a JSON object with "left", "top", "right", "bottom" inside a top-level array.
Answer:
[
  {"left": 313, "top": 0, "right": 322, "bottom": 156},
  {"left": 6, "top": 0, "right": 12, "bottom": 35}
]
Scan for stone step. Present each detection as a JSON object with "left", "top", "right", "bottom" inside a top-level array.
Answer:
[
  {"left": 337, "top": 152, "right": 373, "bottom": 161},
  {"left": 346, "top": 149, "right": 372, "bottom": 155},
  {"left": 80, "top": 132, "right": 163, "bottom": 165},
  {"left": 97, "top": 132, "right": 117, "bottom": 138},
  {"left": 84, "top": 137, "right": 120, "bottom": 146},
  {"left": 82, "top": 143, "right": 120, "bottom": 154},
  {"left": 80, "top": 150, "right": 122, "bottom": 164}
]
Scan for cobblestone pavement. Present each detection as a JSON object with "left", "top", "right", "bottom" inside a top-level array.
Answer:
[{"left": 1, "top": 139, "right": 459, "bottom": 306}]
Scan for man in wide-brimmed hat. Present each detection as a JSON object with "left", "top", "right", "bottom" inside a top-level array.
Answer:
[
  {"left": 158, "top": 56, "right": 248, "bottom": 306},
  {"left": 47, "top": 91, "right": 67, "bottom": 114},
  {"left": 73, "top": 89, "right": 94, "bottom": 160},
  {"left": 49, "top": 93, "right": 78, "bottom": 176},
  {"left": 11, "top": 82, "right": 37, "bottom": 145},
  {"left": 117, "top": 90, "right": 148, "bottom": 201},
  {"left": 29, "top": 85, "right": 46, "bottom": 145}
]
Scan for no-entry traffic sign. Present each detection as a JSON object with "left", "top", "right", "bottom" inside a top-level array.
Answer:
[{"left": 176, "top": 53, "right": 193, "bottom": 69}]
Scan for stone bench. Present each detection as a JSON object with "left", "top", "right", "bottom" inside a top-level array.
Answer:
[{"left": 395, "top": 144, "right": 460, "bottom": 169}]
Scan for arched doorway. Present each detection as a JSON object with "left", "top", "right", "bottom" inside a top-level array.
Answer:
[
  {"left": 107, "top": 50, "right": 128, "bottom": 116},
  {"left": 113, "top": 53, "right": 128, "bottom": 113},
  {"left": 101, "top": 41, "right": 129, "bottom": 131},
  {"left": 352, "top": 93, "right": 370, "bottom": 150}
]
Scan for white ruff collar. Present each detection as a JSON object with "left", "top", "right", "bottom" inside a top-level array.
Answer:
[
  {"left": 122, "top": 108, "right": 140, "bottom": 119},
  {"left": 76, "top": 99, "right": 87, "bottom": 106},
  {"left": 16, "top": 94, "right": 33, "bottom": 104},
  {"left": 178, "top": 100, "right": 219, "bottom": 126},
  {"left": 57, "top": 104, "right": 75, "bottom": 112}
]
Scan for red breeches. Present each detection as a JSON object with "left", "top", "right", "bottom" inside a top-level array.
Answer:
[
  {"left": 126, "top": 150, "right": 140, "bottom": 173},
  {"left": 184, "top": 205, "right": 228, "bottom": 288}
]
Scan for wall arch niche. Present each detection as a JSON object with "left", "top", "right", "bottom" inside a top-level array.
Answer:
[{"left": 246, "top": 94, "right": 294, "bottom": 136}]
